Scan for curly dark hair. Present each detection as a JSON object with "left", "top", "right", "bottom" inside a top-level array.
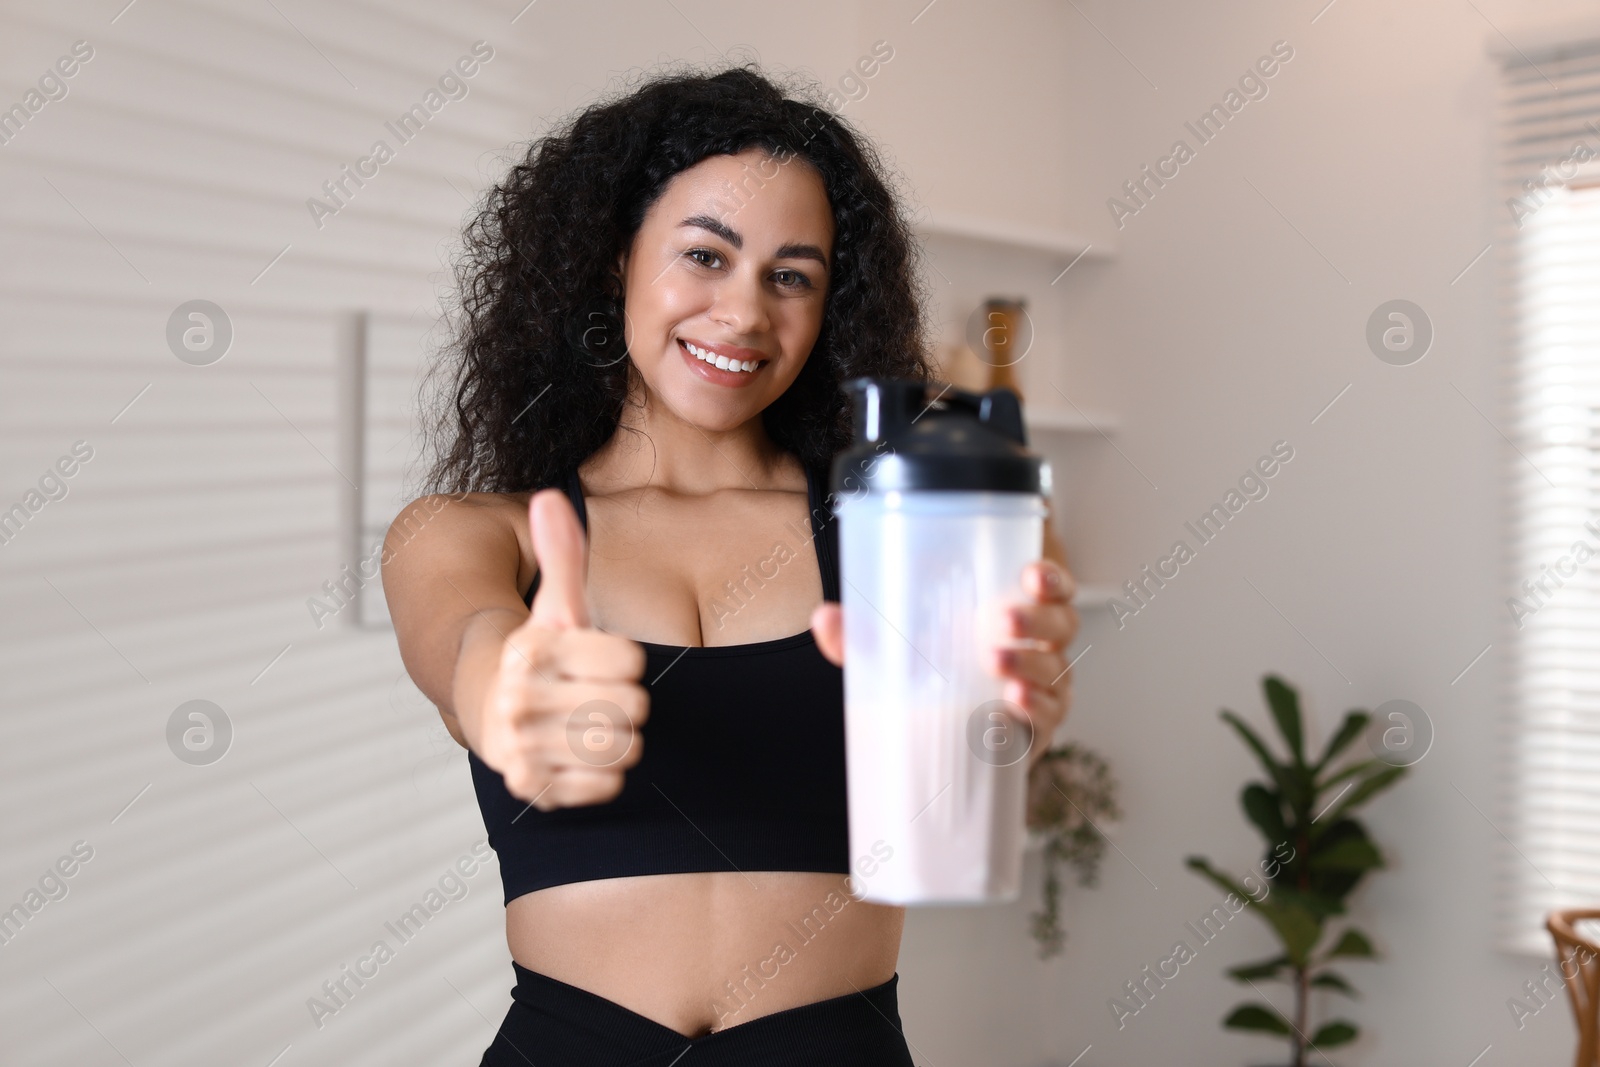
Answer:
[{"left": 415, "top": 58, "right": 936, "bottom": 498}]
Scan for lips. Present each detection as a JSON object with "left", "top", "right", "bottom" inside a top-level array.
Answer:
[{"left": 676, "top": 338, "right": 769, "bottom": 388}]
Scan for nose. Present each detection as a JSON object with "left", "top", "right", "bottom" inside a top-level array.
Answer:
[{"left": 710, "top": 267, "right": 771, "bottom": 337}]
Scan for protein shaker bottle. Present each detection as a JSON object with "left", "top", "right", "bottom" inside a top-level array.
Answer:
[{"left": 831, "top": 377, "right": 1050, "bottom": 905}]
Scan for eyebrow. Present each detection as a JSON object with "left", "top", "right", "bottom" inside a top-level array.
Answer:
[{"left": 678, "top": 214, "right": 830, "bottom": 270}]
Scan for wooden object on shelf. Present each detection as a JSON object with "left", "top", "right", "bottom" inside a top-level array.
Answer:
[
  {"left": 1549, "top": 908, "right": 1600, "bottom": 1067},
  {"left": 977, "top": 297, "right": 1026, "bottom": 400}
]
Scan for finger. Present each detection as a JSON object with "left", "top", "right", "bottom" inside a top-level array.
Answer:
[
  {"left": 509, "top": 711, "right": 644, "bottom": 802},
  {"left": 989, "top": 646, "right": 1069, "bottom": 690},
  {"left": 506, "top": 774, "right": 558, "bottom": 810},
  {"left": 560, "top": 694, "right": 644, "bottom": 768},
  {"left": 1004, "top": 678, "right": 1066, "bottom": 732},
  {"left": 542, "top": 765, "right": 629, "bottom": 809},
  {"left": 810, "top": 602, "right": 843, "bottom": 667},
  {"left": 1026, "top": 559, "right": 1076, "bottom": 603},
  {"left": 499, "top": 620, "right": 642, "bottom": 687},
  {"left": 531, "top": 629, "right": 648, "bottom": 683},
  {"left": 1001, "top": 601, "right": 1077, "bottom": 645},
  {"left": 528, "top": 488, "right": 591, "bottom": 630},
  {"left": 512, "top": 677, "right": 650, "bottom": 731}
]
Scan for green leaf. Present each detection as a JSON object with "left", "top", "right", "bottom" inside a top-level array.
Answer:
[
  {"left": 1190, "top": 857, "right": 1324, "bottom": 966},
  {"left": 1311, "top": 1020, "right": 1359, "bottom": 1048},
  {"left": 1268, "top": 902, "right": 1325, "bottom": 965},
  {"left": 1324, "top": 928, "right": 1375, "bottom": 959},
  {"left": 1242, "top": 784, "right": 1288, "bottom": 845},
  {"left": 1317, "top": 757, "right": 1386, "bottom": 794},
  {"left": 1309, "top": 836, "right": 1383, "bottom": 871},
  {"left": 1310, "top": 970, "right": 1358, "bottom": 997},
  {"left": 1185, "top": 857, "right": 1253, "bottom": 902},
  {"left": 1227, "top": 955, "right": 1290, "bottom": 982},
  {"left": 1224, "top": 1004, "right": 1292, "bottom": 1035},
  {"left": 1222, "top": 711, "right": 1315, "bottom": 814},
  {"left": 1315, "top": 710, "right": 1371, "bottom": 774},
  {"left": 1313, "top": 765, "right": 1407, "bottom": 834},
  {"left": 1342, "top": 763, "right": 1408, "bottom": 807},
  {"left": 1267, "top": 883, "right": 1348, "bottom": 923},
  {"left": 1186, "top": 858, "right": 1322, "bottom": 965},
  {"left": 1263, "top": 675, "right": 1305, "bottom": 767},
  {"left": 1221, "top": 710, "right": 1291, "bottom": 792}
]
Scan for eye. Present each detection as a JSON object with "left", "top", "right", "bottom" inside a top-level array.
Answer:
[
  {"left": 773, "top": 268, "right": 814, "bottom": 290},
  {"left": 685, "top": 247, "right": 722, "bottom": 269}
]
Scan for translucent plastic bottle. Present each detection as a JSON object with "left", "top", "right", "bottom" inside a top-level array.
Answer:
[{"left": 831, "top": 378, "right": 1050, "bottom": 904}]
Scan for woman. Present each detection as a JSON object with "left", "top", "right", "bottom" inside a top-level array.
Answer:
[{"left": 384, "top": 62, "right": 1080, "bottom": 1065}]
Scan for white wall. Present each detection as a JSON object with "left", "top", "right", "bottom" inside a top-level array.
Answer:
[
  {"left": 876, "top": 0, "right": 1600, "bottom": 1064},
  {"left": 3, "top": 0, "right": 1592, "bottom": 1064},
  {"left": 0, "top": 3, "right": 856, "bottom": 1065}
]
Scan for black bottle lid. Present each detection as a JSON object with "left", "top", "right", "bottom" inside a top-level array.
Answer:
[{"left": 830, "top": 377, "right": 1048, "bottom": 495}]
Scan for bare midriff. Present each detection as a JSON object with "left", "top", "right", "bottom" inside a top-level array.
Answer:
[{"left": 505, "top": 870, "right": 907, "bottom": 1038}]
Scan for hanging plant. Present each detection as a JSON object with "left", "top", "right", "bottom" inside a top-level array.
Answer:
[{"left": 1025, "top": 742, "right": 1121, "bottom": 959}]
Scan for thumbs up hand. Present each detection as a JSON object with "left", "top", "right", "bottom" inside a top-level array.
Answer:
[{"left": 474, "top": 488, "right": 650, "bottom": 810}]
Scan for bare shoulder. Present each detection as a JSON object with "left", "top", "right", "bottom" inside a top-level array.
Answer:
[
  {"left": 383, "top": 490, "right": 535, "bottom": 595},
  {"left": 387, "top": 490, "right": 527, "bottom": 541}
]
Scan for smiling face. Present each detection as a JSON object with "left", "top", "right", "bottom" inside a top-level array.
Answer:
[{"left": 614, "top": 148, "right": 835, "bottom": 434}]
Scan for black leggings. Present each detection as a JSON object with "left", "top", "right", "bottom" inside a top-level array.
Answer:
[{"left": 478, "top": 961, "right": 919, "bottom": 1066}]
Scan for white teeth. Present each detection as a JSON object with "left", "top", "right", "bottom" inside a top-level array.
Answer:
[{"left": 683, "top": 340, "right": 760, "bottom": 374}]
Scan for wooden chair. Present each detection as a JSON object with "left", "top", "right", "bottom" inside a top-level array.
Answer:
[{"left": 1548, "top": 909, "right": 1600, "bottom": 1067}]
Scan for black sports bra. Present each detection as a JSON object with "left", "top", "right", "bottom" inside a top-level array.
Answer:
[{"left": 468, "top": 460, "right": 850, "bottom": 904}]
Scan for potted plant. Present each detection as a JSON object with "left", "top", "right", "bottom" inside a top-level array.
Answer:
[
  {"left": 1025, "top": 742, "right": 1121, "bottom": 958},
  {"left": 1186, "top": 675, "right": 1407, "bottom": 1067}
]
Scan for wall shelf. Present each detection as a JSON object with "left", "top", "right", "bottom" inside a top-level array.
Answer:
[
  {"left": 1073, "top": 584, "right": 1121, "bottom": 607},
  {"left": 915, "top": 209, "right": 1112, "bottom": 262},
  {"left": 1025, "top": 406, "right": 1118, "bottom": 435},
  {"left": 917, "top": 211, "right": 1120, "bottom": 619}
]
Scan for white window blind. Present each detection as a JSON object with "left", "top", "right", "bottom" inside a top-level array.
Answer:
[{"left": 1501, "top": 36, "right": 1600, "bottom": 955}]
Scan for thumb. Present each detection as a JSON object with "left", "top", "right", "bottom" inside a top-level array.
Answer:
[
  {"left": 528, "top": 487, "right": 592, "bottom": 630},
  {"left": 809, "top": 602, "right": 843, "bottom": 667}
]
